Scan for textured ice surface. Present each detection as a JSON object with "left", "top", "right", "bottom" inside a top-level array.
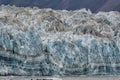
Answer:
[{"left": 0, "top": 5, "right": 120, "bottom": 76}]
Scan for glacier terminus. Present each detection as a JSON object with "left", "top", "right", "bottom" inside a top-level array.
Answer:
[{"left": 0, "top": 6, "right": 120, "bottom": 76}]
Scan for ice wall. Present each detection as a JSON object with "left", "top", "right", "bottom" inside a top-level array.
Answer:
[{"left": 0, "top": 6, "right": 120, "bottom": 76}]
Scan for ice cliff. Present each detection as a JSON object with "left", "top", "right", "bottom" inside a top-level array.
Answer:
[{"left": 0, "top": 5, "right": 120, "bottom": 76}]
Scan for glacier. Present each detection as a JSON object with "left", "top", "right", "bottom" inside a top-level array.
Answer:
[{"left": 0, "top": 5, "right": 120, "bottom": 76}]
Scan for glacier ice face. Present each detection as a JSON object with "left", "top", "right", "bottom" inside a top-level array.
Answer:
[{"left": 0, "top": 6, "right": 120, "bottom": 76}]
